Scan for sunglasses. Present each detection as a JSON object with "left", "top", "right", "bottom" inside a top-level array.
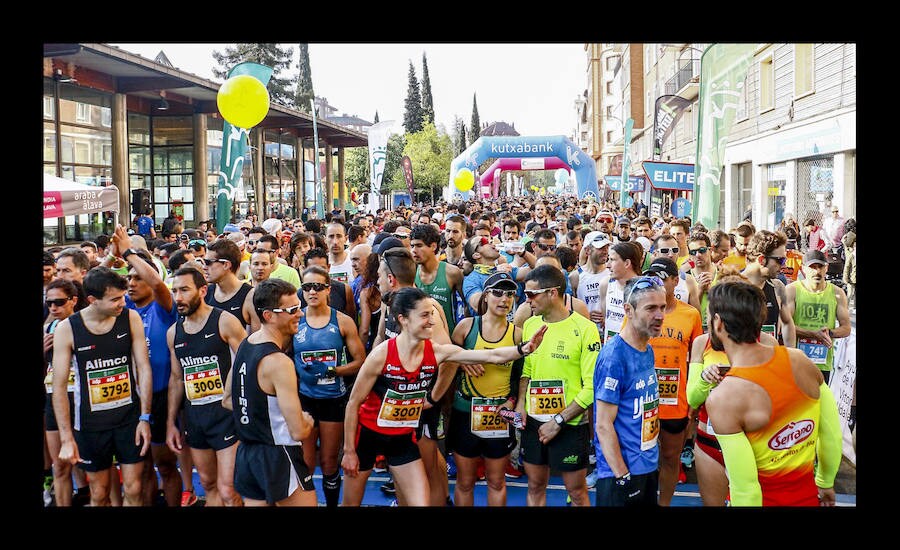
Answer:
[
  {"left": 536, "top": 243, "right": 557, "bottom": 251},
  {"left": 247, "top": 240, "right": 258, "bottom": 246},
  {"left": 393, "top": 233, "right": 410, "bottom": 239},
  {"left": 488, "top": 289, "right": 516, "bottom": 298},
  {"left": 597, "top": 217, "right": 614, "bottom": 223},
  {"left": 202, "top": 258, "right": 229, "bottom": 266},
  {"left": 524, "top": 287, "right": 556, "bottom": 298},
  {"left": 300, "top": 282, "right": 330, "bottom": 293},
  {"left": 45, "top": 297, "right": 72, "bottom": 307},
  {"left": 656, "top": 247, "right": 679, "bottom": 254},
  {"left": 624, "top": 275, "right": 664, "bottom": 303},
  {"left": 766, "top": 255, "right": 787, "bottom": 266},
  {"left": 240, "top": 227, "right": 250, "bottom": 233},
  {"left": 189, "top": 239, "right": 206, "bottom": 247},
  {"left": 688, "top": 246, "right": 709, "bottom": 255},
  {"left": 269, "top": 304, "right": 302, "bottom": 315}
]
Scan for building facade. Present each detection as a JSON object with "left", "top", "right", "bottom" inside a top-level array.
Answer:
[{"left": 583, "top": 43, "right": 856, "bottom": 230}]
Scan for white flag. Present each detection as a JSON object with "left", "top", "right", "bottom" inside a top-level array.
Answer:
[{"left": 367, "top": 121, "right": 395, "bottom": 214}]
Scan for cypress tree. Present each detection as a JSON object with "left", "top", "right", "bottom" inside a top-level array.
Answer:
[
  {"left": 470, "top": 93, "right": 481, "bottom": 144},
  {"left": 294, "top": 43, "right": 315, "bottom": 113},
  {"left": 374, "top": 111, "right": 380, "bottom": 123},
  {"left": 420, "top": 52, "right": 435, "bottom": 125},
  {"left": 403, "top": 61, "right": 423, "bottom": 134}
]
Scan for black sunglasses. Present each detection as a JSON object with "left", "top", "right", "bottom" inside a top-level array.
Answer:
[
  {"left": 766, "top": 255, "right": 787, "bottom": 266},
  {"left": 202, "top": 258, "right": 229, "bottom": 266},
  {"left": 300, "top": 282, "right": 330, "bottom": 293},
  {"left": 688, "top": 246, "right": 709, "bottom": 255},
  {"left": 536, "top": 242, "right": 557, "bottom": 251},
  {"left": 489, "top": 289, "right": 516, "bottom": 298},
  {"left": 45, "top": 297, "right": 72, "bottom": 307}
]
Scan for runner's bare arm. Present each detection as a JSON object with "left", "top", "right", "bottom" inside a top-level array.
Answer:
[
  {"left": 51, "top": 319, "right": 80, "bottom": 464},
  {"left": 165, "top": 325, "right": 185, "bottom": 452},
  {"left": 337, "top": 311, "right": 366, "bottom": 377}
]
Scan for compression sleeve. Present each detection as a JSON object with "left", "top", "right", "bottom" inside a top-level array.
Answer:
[
  {"left": 815, "top": 383, "right": 843, "bottom": 489},
  {"left": 508, "top": 357, "right": 524, "bottom": 400},
  {"left": 686, "top": 362, "right": 713, "bottom": 410},
  {"left": 717, "top": 431, "right": 763, "bottom": 506}
]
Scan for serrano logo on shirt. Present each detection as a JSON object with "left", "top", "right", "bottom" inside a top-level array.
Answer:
[{"left": 768, "top": 419, "right": 815, "bottom": 451}]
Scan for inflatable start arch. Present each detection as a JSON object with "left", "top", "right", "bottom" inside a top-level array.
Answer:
[{"left": 446, "top": 135, "right": 598, "bottom": 201}]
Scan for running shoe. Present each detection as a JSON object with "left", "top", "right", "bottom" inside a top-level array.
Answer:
[
  {"left": 43, "top": 475, "right": 54, "bottom": 507},
  {"left": 678, "top": 467, "right": 687, "bottom": 484},
  {"left": 389, "top": 498, "right": 399, "bottom": 507},
  {"left": 680, "top": 445, "right": 694, "bottom": 469},
  {"left": 585, "top": 469, "right": 598, "bottom": 489},
  {"left": 380, "top": 480, "right": 396, "bottom": 494},
  {"left": 446, "top": 453, "right": 457, "bottom": 478},
  {"left": 476, "top": 459, "right": 486, "bottom": 481},
  {"left": 504, "top": 462, "right": 523, "bottom": 479},
  {"left": 373, "top": 455, "right": 388, "bottom": 473},
  {"left": 181, "top": 490, "right": 199, "bottom": 507}
]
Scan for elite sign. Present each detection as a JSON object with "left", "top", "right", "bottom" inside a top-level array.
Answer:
[{"left": 642, "top": 161, "right": 695, "bottom": 191}]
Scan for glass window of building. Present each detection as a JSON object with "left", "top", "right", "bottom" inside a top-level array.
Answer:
[
  {"left": 760, "top": 55, "right": 775, "bottom": 112},
  {"left": 44, "top": 80, "right": 114, "bottom": 245},
  {"left": 263, "top": 129, "right": 298, "bottom": 219},
  {"left": 794, "top": 43, "right": 814, "bottom": 97}
]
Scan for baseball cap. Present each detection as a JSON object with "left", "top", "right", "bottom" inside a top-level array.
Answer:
[
  {"left": 644, "top": 257, "right": 679, "bottom": 279},
  {"left": 227, "top": 231, "right": 245, "bottom": 247},
  {"left": 803, "top": 249, "right": 828, "bottom": 266},
  {"left": 376, "top": 237, "right": 404, "bottom": 255},
  {"left": 261, "top": 218, "right": 282, "bottom": 235},
  {"left": 483, "top": 272, "right": 518, "bottom": 291},
  {"left": 635, "top": 236, "right": 653, "bottom": 252},
  {"left": 371, "top": 231, "right": 392, "bottom": 249},
  {"left": 831, "top": 205, "right": 840, "bottom": 212},
  {"left": 237, "top": 219, "right": 253, "bottom": 230},
  {"left": 583, "top": 231, "right": 611, "bottom": 249},
  {"left": 616, "top": 216, "right": 631, "bottom": 226},
  {"left": 223, "top": 223, "right": 239, "bottom": 233}
]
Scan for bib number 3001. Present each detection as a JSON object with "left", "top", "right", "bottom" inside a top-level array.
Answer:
[{"left": 377, "top": 389, "right": 427, "bottom": 428}]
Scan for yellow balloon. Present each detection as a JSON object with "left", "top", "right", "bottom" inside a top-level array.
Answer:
[
  {"left": 217, "top": 74, "right": 270, "bottom": 129},
  {"left": 454, "top": 168, "right": 475, "bottom": 192},
  {"left": 540, "top": 187, "right": 546, "bottom": 195}
]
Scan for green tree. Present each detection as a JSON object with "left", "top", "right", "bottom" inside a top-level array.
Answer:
[
  {"left": 420, "top": 52, "right": 435, "bottom": 125},
  {"left": 344, "top": 146, "right": 370, "bottom": 190},
  {"left": 452, "top": 117, "right": 467, "bottom": 157},
  {"left": 469, "top": 93, "right": 481, "bottom": 144},
  {"left": 403, "top": 61, "right": 423, "bottom": 134},
  {"left": 294, "top": 43, "right": 315, "bottom": 113},
  {"left": 402, "top": 122, "right": 453, "bottom": 202},
  {"left": 382, "top": 134, "right": 409, "bottom": 193},
  {"left": 212, "top": 43, "right": 295, "bottom": 106}
]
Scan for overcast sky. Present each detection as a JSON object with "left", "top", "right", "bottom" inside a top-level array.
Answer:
[{"left": 110, "top": 43, "right": 587, "bottom": 137}]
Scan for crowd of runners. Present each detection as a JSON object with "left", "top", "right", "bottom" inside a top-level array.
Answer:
[{"left": 41, "top": 193, "right": 856, "bottom": 507}]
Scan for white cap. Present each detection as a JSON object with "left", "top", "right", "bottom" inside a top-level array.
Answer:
[
  {"left": 636, "top": 236, "right": 652, "bottom": 252},
  {"left": 584, "top": 231, "right": 611, "bottom": 249},
  {"left": 261, "top": 218, "right": 282, "bottom": 235}
]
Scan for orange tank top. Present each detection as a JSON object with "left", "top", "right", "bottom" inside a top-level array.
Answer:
[{"left": 728, "top": 346, "right": 821, "bottom": 506}]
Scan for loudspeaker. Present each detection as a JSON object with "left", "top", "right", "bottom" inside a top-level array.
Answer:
[{"left": 131, "top": 188, "right": 151, "bottom": 216}]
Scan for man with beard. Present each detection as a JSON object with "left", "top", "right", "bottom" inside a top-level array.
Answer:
[
  {"left": 783, "top": 250, "right": 851, "bottom": 384},
  {"left": 704, "top": 280, "right": 842, "bottom": 506},
  {"left": 411, "top": 224, "right": 465, "bottom": 334},
  {"left": 593, "top": 275, "right": 666, "bottom": 507},
  {"left": 441, "top": 214, "right": 468, "bottom": 269},
  {"left": 741, "top": 230, "right": 797, "bottom": 347},
  {"left": 165, "top": 267, "right": 247, "bottom": 506}
]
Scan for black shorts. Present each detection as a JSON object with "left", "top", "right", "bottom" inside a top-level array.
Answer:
[
  {"left": 149, "top": 389, "right": 172, "bottom": 444},
  {"left": 45, "top": 392, "right": 75, "bottom": 432},
  {"left": 234, "top": 442, "right": 314, "bottom": 504},
  {"left": 299, "top": 393, "right": 348, "bottom": 425},
  {"left": 355, "top": 423, "right": 420, "bottom": 471},
  {"left": 595, "top": 470, "right": 659, "bottom": 507},
  {"left": 74, "top": 420, "right": 145, "bottom": 472},
  {"left": 184, "top": 400, "right": 236, "bottom": 451},
  {"left": 415, "top": 405, "right": 441, "bottom": 440},
  {"left": 520, "top": 419, "right": 591, "bottom": 472},
  {"left": 446, "top": 406, "right": 516, "bottom": 460},
  {"left": 660, "top": 417, "right": 689, "bottom": 434}
]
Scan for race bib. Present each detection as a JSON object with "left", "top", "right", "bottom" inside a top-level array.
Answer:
[
  {"left": 331, "top": 271, "right": 349, "bottom": 284},
  {"left": 798, "top": 337, "right": 828, "bottom": 365},
  {"left": 88, "top": 366, "right": 133, "bottom": 411},
  {"left": 377, "top": 389, "right": 426, "bottom": 428},
  {"left": 470, "top": 397, "right": 509, "bottom": 439},
  {"left": 528, "top": 379, "right": 566, "bottom": 422},
  {"left": 605, "top": 330, "right": 619, "bottom": 343},
  {"left": 761, "top": 324, "right": 776, "bottom": 337},
  {"left": 301, "top": 349, "right": 338, "bottom": 386},
  {"left": 655, "top": 368, "right": 679, "bottom": 406},
  {"left": 184, "top": 361, "right": 224, "bottom": 405},
  {"left": 45, "top": 365, "right": 76, "bottom": 394},
  {"left": 641, "top": 397, "right": 660, "bottom": 451}
]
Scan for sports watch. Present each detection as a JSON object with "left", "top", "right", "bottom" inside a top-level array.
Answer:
[{"left": 553, "top": 413, "right": 566, "bottom": 427}]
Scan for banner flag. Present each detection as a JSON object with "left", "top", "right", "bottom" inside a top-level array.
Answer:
[
  {"left": 367, "top": 121, "right": 395, "bottom": 214},
  {"left": 620, "top": 118, "right": 634, "bottom": 209},
  {"left": 653, "top": 95, "right": 692, "bottom": 159}
]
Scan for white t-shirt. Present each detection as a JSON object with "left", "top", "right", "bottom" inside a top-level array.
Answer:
[{"left": 577, "top": 268, "right": 610, "bottom": 331}]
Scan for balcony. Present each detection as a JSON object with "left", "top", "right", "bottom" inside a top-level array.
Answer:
[{"left": 665, "top": 59, "right": 700, "bottom": 100}]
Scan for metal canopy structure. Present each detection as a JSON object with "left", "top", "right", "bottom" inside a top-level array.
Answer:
[{"left": 43, "top": 43, "right": 368, "bottom": 148}]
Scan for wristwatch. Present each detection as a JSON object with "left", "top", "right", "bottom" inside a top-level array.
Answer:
[
  {"left": 553, "top": 413, "right": 566, "bottom": 427},
  {"left": 614, "top": 472, "right": 631, "bottom": 486},
  {"left": 122, "top": 248, "right": 138, "bottom": 260},
  {"left": 138, "top": 413, "right": 153, "bottom": 424}
]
